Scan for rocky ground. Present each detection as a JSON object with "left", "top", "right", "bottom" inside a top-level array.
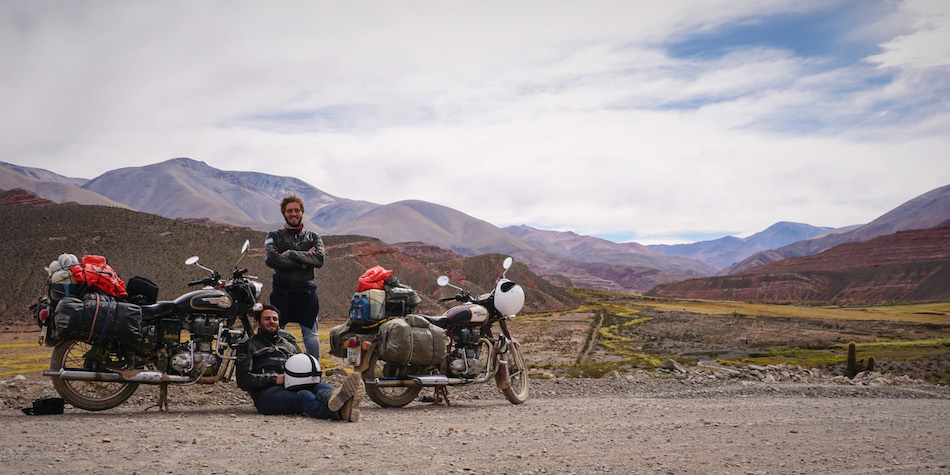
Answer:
[
  {"left": 3, "top": 306, "right": 949, "bottom": 474},
  {"left": 2, "top": 364, "right": 949, "bottom": 475}
]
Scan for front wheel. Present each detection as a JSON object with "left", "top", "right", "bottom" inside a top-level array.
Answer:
[
  {"left": 501, "top": 341, "right": 529, "bottom": 404},
  {"left": 362, "top": 351, "right": 421, "bottom": 408},
  {"left": 49, "top": 340, "right": 139, "bottom": 411}
]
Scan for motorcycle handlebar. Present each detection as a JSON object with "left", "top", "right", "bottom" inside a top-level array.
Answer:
[
  {"left": 440, "top": 292, "right": 473, "bottom": 303},
  {"left": 188, "top": 274, "right": 219, "bottom": 287}
]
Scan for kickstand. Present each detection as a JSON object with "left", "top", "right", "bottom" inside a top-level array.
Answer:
[
  {"left": 433, "top": 386, "right": 451, "bottom": 406},
  {"left": 146, "top": 383, "right": 169, "bottom": 412}
]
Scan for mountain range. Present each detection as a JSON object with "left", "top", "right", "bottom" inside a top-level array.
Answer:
[
  {"left": 649, "top": 222, "right": 837, "bottom": 269},
  {"left": 648, "top": 219, "right": 950, "bottom": 303},
  {"left": 720, "top": 184, "right": 950, "bottom": 274},
  {"left": 2, "top": 158, "right": 949, "bottom": 296}
]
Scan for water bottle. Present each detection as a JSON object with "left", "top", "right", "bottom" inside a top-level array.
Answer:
[
  {"left": 349, "top": 294, "right": 362, "bottom": 321},
  {"left": 359, "top": 295, "right": 371, "bottom": 321}
]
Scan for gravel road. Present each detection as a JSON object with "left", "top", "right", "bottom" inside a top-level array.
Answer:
[{"left": 3, "top": 370, "right": 949, "bottom": 475}]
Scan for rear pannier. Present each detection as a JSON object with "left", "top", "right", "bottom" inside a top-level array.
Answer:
[
  {"left": 53, "top": 293, "right": 143, "bottom": 345},
  {"left": 377, "top": 315, "right": 447, "bottom": 366},
  {"left": 328, "top": 321, "right": 357, "bottom": 358}
]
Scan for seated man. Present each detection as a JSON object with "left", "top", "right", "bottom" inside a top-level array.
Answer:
[{"left": 236, "top": 305, "right": 364, "bottom": 422}]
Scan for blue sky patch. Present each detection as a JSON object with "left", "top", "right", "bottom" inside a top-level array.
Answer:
[{"left": 667, "top": 0, "right": 897, "bottom": 69}]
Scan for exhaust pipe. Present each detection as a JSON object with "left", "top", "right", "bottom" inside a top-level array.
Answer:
[
  {"left": 44, "top": 369, "right": 195, "bottom": 384},
  {"left": 367, "top": 375, "right": 470, "bottom": 387}
]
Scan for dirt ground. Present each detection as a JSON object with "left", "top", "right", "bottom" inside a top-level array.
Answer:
[
  {"left": 2, "top": 311, "right": 950, "bottom": 474},
  {"left": 2, "top": 373, "right": 949, "bottom": 474}
]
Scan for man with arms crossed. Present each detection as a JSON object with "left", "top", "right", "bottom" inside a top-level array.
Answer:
[{"left": 264, "top": 194, "right": 324, "bottom": 357}]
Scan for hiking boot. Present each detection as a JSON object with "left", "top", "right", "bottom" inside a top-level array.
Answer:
[
  {"left": 338, "top": 397, "right": 361, "bottom": 422},
  {"left": 328, "top": 372, "right": 365, "bottom": 412}
]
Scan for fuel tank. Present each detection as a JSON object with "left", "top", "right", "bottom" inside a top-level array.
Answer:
[
  {"left": 174, "top": 289, "right": 232, "bottom": 314},
  {"left": 443, "top": 303, "right": 489, "bottom": 326}
]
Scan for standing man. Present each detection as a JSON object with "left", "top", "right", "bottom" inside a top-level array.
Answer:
[
  {"left": 236, "top": 305, "right": 364, "bottom": 422},
  {"left": 265, "top": 194, "right": 324, "bottom": 357}
]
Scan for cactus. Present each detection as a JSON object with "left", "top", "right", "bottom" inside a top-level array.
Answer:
[
  {"left": 844, "top": 341, "right": 876, "bottom": 379},
  {"left": 845, "top": 341, "right": 857, "bottom": 378}
]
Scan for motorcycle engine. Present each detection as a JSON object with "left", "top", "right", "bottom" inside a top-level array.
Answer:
[
  {"left": 165, "top": 316, "right": 223, "bottom": 376},
  {"left": 188, "top": 316, "right": 220, "bottom": 340},
  {"left": 170, "top": 349, "right": 221, "bottom": 376},
  {"left": 448, "top": 327, "right": 486, "bottom": 378}
]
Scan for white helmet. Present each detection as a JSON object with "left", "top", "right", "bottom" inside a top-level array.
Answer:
[
  {"left": 284, "top": 354, "right": 322, "bottom": 390},
  {"left": 494, "top": 279, "right": 525, "bottom": 316}
]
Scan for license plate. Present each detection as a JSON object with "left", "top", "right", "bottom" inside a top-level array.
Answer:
[{"left": 346, "top": 345, "right": 360, "bottom": 366}]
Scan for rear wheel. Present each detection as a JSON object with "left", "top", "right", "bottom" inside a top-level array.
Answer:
[
  {"left": 362, "top": 351, "right": 421, "bottom": 408},
  {"left": 49, "top": 340, "right": 139, "bottom": 411},
  {"left": 501, "top": 341, "right": 529, "bottom": 404}
]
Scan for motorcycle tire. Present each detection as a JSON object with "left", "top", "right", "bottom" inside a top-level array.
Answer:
[
  {"left": 501, "top": 341, "right": 529, "bottom": 404},
  {"left": 49, "top": 340, "right": 139, "bottom": 411},
  {"left": 362, "top": 351, "right": 422, "bottom": 408}
]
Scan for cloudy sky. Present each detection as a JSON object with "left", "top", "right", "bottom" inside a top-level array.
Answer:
[{"left": 3, "top": 1, "right": 948, "bottom": 244}]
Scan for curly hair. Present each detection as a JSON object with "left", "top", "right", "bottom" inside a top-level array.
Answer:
[{"left": 280, "top": 194, "right": 305, "bottom": 214}]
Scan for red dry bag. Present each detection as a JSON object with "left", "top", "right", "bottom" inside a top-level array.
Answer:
[{"left": 70, "top": 255, "right": 128, "bottom": 298}]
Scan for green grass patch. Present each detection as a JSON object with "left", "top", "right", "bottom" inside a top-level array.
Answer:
[
  {"left": 0, "top": 340, "right": 52, "bottom": 377},
  {"left": 640, "top": 298, "right": 950, "bottom": 325},
  {"left": 720, "top": 338, "right": 950, "bottom": 368}
]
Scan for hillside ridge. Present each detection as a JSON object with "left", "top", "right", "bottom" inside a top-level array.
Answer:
[{"left": 0, "top": 202, "right": 578, "bottom": 324}]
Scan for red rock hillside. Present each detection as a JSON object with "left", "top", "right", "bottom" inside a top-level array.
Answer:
[
  {"left": 646, "top": 221, "right": 950, "bottom": 303},
  {"left": 0, "top": 188, "right": 58, "bottom": 206}
]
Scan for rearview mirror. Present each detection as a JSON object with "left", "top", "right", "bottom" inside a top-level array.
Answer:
[
  {"left": 185, "top": 256, "right": 199, "bottom": 266},
  {"left": 437, "top": 276, "right": 450, "bottom": 287}
]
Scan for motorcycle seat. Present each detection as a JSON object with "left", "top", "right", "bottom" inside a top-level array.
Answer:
[
  {"left": 141, "top": 301, "right": 176, "bottom": 319},
  {"left": 422, "top": 315, "right": 449, "bottom": 328}
]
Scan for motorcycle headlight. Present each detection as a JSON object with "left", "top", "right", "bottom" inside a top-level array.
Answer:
[{"left": 250, "top": 281, "right": 263, "bottom": 300}]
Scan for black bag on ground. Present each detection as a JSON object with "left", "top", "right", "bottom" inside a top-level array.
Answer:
[
  {"left": 53, "top": 293, "right": 143, "bottom": 344},
  {"left": 22, "top": 397, "right": 64, "bottom": 415},
  {"left": 126, "top": 276, "right": 159, "bottom": 305}
]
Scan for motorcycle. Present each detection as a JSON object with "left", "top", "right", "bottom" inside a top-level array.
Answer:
[
  {"left": 33, "top": 240, "right": 279, "bottom": 411},
  {"left": 340, "top": 256, "right": 529, "bottom": 407}
]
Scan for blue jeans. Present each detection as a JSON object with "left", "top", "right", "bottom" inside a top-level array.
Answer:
[
  {"left": 271, "top": 284, "right": 320, "bottom": 357},
  {"left": 253, "top": 383, "right": 339, "bottom": 420},
  {"left": 293, "top": 321, "right": 321, "bottom": 358}
]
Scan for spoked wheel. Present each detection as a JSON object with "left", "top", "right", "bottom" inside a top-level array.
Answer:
[
  {"left": 362, "top": 351, "right": 421, "bottom": 408},
  {"left": 50, "top": 340, "right": 139, "bottom": 411},
  {"left": 501, "top": 341, "right": 529, "bottom": 404}
]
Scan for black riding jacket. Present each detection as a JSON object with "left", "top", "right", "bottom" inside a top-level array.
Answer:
[
  {"left": 235, "top": 331, "right": 299, "bottom": 397},
  {"left": 264, "top": 228, "right": 325, "bottom": 287}
]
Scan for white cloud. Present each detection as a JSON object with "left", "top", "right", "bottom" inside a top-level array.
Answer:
[
  {"left": 868, "top": 0, "right": 950, "bottom": 69},
  {"left": 1, "top": 0, "right": 948, "bottom": 245}
]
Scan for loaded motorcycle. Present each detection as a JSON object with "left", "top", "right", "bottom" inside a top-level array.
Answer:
[
  {"left": 332, "top": 256, "right": 529, "bottom": 407},
  {"left": 32, "top": 240, "right": 279, "bottom": 411}
]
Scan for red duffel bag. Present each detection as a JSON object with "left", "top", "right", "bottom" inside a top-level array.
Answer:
[
  {"left": 70, "top": 255, "right": 128, "bottom": 298},
  {"left": 356, "top": 266, "right": 393, "bottom": 292}
]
